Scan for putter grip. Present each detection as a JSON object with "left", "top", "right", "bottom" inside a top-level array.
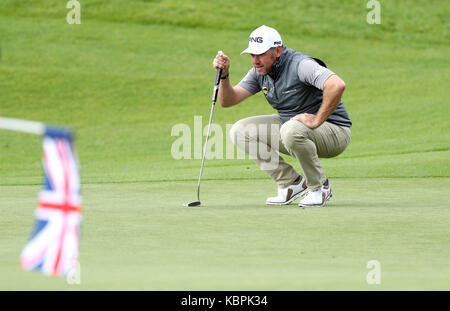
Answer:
[
  {"left": 215, "top": 68, "right": 223, "bottom": 86},
  {"left": 212, "top": 68, "right": 223, "bottom": 103}
]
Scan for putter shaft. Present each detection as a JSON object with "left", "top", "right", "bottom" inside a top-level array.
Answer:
[{"left": 196, "top": 68, "right": 223, "bottom": 202}]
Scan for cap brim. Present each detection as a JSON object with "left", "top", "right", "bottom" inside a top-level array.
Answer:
[{"left": 240, "top": 46, "right": 270, "bottom": 55}]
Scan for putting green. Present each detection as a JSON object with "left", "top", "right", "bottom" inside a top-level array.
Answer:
[
  {"left": 1, "top": 178, "right": 449, "bottom": 290},
  {"left": 0, "top": 0, "right": 449, "bottom": 290}
]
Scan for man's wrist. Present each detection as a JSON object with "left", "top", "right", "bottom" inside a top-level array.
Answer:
[
  {"left": 220, "top": 73, "right": 229, "bottom": 80},
  {"left": 312, "top": 116, "right": 324, "bottom": 129}
]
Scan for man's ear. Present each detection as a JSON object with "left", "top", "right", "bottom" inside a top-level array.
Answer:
[{"left": 276, "top": 45, "right": 283, "bottom": 57}]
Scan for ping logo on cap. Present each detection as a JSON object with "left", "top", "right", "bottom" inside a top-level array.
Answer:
[
  {"left": 274, "top": 41, "right": 282, "bottom": 45},
  {"left": 249, "top": 37, "right": 263, "bottom": 43}
]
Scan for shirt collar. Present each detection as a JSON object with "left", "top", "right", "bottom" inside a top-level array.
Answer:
[{"left": 271, "top": 45, "right": 288, "bottom": 79}]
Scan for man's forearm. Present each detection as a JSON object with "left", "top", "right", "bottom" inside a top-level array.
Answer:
[
  {"left": 315, "top": 85, "right": 344, "bottom": 126},
  {"left": 290, "top": 75, "right": 346, "bottom": 129},
  {"left": 313, "top": 76, "right": 346, "bottom": 127},
  {"left": 218, "top": 78, "right": 238, "bottom": 107}
]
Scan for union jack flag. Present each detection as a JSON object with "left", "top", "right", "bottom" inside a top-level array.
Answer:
[{"left": 20, "top": 128, "right": 82, "bottom": 276}]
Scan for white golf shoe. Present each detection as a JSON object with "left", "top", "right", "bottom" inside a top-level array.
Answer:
[
  {"left": 299, "top": 179, "right": 332, "bottom": 207},
  {"left": 266, "top": 176, "right": 308, "bottom": 205}
]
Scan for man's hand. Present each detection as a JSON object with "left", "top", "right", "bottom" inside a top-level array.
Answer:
[
  {"left": 291, "top": 113, "right": 320, "bottom": 129},
  {"left": 213, "top": 51, "right": 230, "bottom": 77}
]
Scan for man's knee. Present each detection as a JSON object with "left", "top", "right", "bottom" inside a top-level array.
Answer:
[
  {"left": 229, "top": 119, "right": 259, "bottom": 146},
  {"left": 229, "top": 120, "right": 244, "bottom": 146},
  {"left": 280, "top": 120, "right": 309, "bottom": 149}
]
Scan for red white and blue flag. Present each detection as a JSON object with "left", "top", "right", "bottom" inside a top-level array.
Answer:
[{"left": 20, "top": 128, "right": 82, "bottom": 276}]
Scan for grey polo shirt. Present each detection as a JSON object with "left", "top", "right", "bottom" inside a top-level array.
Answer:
[
  {"left": 237, "top": 48, "right": 352, "bottom": 127},
  {"left": 240, "top": 58, "right": 334, "bottom": 93}
]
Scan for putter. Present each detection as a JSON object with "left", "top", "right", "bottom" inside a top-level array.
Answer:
[{"left": 184, "top": 67, "right": 223, "bottom": 207}]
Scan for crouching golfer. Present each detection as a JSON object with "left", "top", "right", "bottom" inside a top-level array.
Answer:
[{"left": 212, "top": 25, "right": 352, "bottom": 207}]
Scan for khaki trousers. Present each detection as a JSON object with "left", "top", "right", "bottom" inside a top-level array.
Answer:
[{"left": 230, "top": 114, "right": 351, "bottom": 191}]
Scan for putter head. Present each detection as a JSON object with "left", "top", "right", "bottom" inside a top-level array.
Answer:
[{"left": 183, "top": 200, "right": 201, "bottom": 207}]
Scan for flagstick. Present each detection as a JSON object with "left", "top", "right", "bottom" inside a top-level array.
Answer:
[{"left": 0, "top": 117, "right": 45, "bottom": 136}]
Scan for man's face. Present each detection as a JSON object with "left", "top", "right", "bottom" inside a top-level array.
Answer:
[{"left": 251, "top": 48, "right": 279, "bottom": 75}]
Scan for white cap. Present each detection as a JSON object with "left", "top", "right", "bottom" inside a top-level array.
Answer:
[{"left": 240, "top": 25, "right": 283, "bottom": 55}]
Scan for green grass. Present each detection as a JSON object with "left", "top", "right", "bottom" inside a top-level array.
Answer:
[
  {"left": 1, "top": 179, "right": 449, "bottom": 290},
  {"left": 0, "top": 0, "right": 449, "bottom": 290}
]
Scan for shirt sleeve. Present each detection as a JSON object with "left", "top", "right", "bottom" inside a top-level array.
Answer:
[
  {"left": 297, "top": 58, "right": 335, "bottom": 90},
  {"left": 237, "top": 68, "right": 261, "bottom": 95}
]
